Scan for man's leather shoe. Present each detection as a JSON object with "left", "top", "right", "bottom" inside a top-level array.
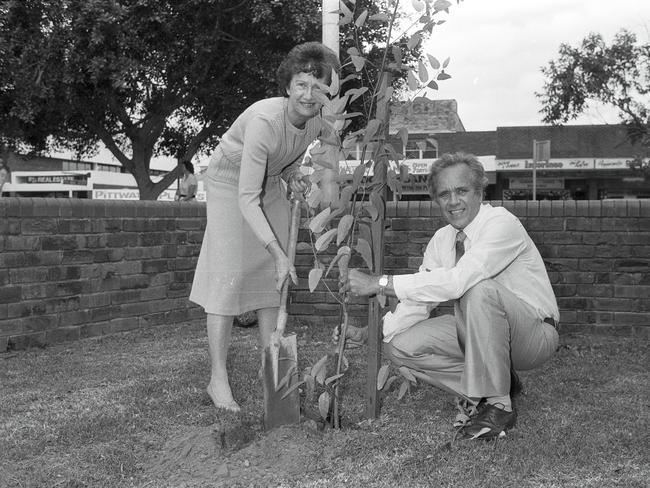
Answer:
[{"left": 459, "top": 403, "right": 516, "bottom": 440}]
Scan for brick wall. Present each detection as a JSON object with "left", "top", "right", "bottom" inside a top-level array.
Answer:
[
  {"left": 1, "top": 198, "right": 648, "bottom": 351},
  {"left": 0, "top": 198, "right": 206, "bottom": 351}
]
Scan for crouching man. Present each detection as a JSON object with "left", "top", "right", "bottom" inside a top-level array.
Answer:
[{"left": 339, "top": 152, "right": 559, "bottom": 440}]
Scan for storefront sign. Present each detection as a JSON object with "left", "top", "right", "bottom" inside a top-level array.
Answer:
[
  {"left": 93, "top": 189, "right": 207, "bottom": 201},
  {"left": 25, "top": 174, "right": 89, "bottom": 185},
  {"left": 509, "top": 177, "right": 564, "bottom": 190},
  {"left": 594, "top": 158, "right": 631, "bottom": 170},
  {"left": 496, "top": 159, "right": 595, "bottom": 171}
]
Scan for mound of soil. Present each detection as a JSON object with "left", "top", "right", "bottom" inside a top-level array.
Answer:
[{"left": 147, "top": 419, "right": 327, "bottom": 487}]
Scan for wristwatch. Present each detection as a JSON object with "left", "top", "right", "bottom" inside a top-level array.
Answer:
[{"left": 378, "top": 274, "right": 389, "bottom": 295}]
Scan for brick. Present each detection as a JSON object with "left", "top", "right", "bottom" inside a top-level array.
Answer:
[
  {"left": 614, "top": 285, "right": 650, "bottom": 298},
  {"left": 10, "top": 267, "right": 49, "bottom": 284},
  {"left": 21, "top": 218, "right": 59, "bottom": 235},
  {"left": 614, "top": 259, "right": 650, "bottom": 273},
  {"left": 7, "top": 332, "right": 47, "bottom": 350},
  {"left": 0, "top": 316, "right": 24, "bottom": 335},
  {"left": 106, "top": 233, "right": 138, "bottom": 247},
  {"left": 5, "top": 236, "right": 40, "bottom": 251},
  {"left": 23, "top": 314, "right": 59, "bottom": 332},
  {"left": 46, "top": 326, "right": 81, "bottom": 344},
  {"left": 41, "top": 236, "right": 79, "bottom": 251},
  {"left": 59, "top": 310, "right": 92, "bottom": 326},
  {"left": 58, "top": 219, "right": 93, "bottom": 234},
  {"left": 62, "top": 250, "right": 95, "bottom": 264},
  {"left": 0, "top": 286, "right": 22, "bottom": 304}
]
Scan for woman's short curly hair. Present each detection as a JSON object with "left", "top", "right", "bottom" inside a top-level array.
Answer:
[
  {"left": 277, "top": 42, "right": 340, "bottom": 96},
  {"left": 427, "top": 152, "right": 489, "bottom": 199}
]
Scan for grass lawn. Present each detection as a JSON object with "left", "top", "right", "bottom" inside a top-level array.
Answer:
[{"left": 1, "top": 319, "right": 648, "bottom": 487}]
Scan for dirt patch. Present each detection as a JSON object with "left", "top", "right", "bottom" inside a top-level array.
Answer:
[{"left": 146, "top": 418, "right": 330, "bottom": 487}]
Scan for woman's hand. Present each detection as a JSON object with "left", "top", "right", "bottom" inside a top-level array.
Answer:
[
  {"left": 288, "top": 174, "right": 310, "bottom": 196},
  {"left": 266, "top": 240, "right": 298, "bottom": 292},
  {"left": 274, "top": 253, "right": 298, "bottom": 292}
]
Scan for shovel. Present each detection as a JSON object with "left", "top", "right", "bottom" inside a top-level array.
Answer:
[{"left": 262, "top": 196, "right": 301, "bottom": 429}]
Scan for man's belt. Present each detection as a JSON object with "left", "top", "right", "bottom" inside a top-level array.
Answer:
[{"left": 544, "top": 317, "right": 558, "bottom": 329}]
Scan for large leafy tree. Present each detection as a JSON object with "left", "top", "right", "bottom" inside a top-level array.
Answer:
[
  {"left": 0, "top": 0, "right": 326, "bottom": 199},
  {"left": 537, "top": 29, "right": 650, "bottom": 171}
]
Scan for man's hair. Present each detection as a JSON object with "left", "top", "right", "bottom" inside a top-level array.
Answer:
[
  {"left": 427, "top": 152, "right": 489, "bottom": 199},
  {"left": 277, "top": 42, "right": 340, "bottom": 96}
]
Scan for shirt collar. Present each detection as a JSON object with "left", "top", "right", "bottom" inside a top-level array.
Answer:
[{"left": 457, "top": 203, "right": 490, "bottom": 245}]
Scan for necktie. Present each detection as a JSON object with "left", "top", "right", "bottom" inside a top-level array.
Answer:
[{"left": 455, "top": 230, "right": 466, "bottom": 264}]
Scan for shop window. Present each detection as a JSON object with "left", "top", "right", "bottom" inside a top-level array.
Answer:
[{"left": 403, "top": 140, "right": 437, "bottom": 160}]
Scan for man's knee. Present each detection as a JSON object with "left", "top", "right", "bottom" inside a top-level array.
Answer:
[{"left": 460, "top": 279, "right": 500, "bottom": 308}]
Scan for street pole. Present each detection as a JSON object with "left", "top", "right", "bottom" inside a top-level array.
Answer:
[
  {"left": 322, "top": 0, "right": 339, "bottom": 56},
  {"left": 532, "top": 139, "right": 537, "bottom": 201}
]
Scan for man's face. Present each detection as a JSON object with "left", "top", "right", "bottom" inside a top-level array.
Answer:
[{"left": 433, "top": 164, "right": 483, "bottom": 230}]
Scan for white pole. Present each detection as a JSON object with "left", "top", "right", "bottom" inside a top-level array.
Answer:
[
  {"left": 322, "top": 0, "right": 339, "bottom": 56},
  {"left": 532, "top": 139, "right": 537, "bottom": 201}
]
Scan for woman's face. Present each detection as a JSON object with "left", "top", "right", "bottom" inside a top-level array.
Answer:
[{"left": 286, "top": 72, "right": 326, "bottom": 128}]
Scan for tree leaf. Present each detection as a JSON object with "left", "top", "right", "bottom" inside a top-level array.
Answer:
[
  {"left": 397, "top": 379, "right": 410, "bottom": 400},
  {"left": 437, "top": 71, "right": 451, "bottom": 81},
  {"left": 407, "top": 69, "right": 419, "bottom": 91},
  {"left": 280, "top": 379, "right": 306, "bottom": 399},
  {"left": 325, "top": 373, "right": 345, "bottom": 385},
  {"left": 337, "top": 214, "right": 354, "bottom": 246},
  {"left": 311, "top": 354, "right": 329, "bottom": 385},
  {"left": 345, "top": 86, "right": 369, "bottom": 103},
  {"left": 369, "top": 191, "right": 385, "bottom": 221},
  {"left": 308, "top": 267, "right": 323, "bottom": 292},
  {"left": 411, "top": 0, "right": 425, "bottom": 12},
  {"left": 325, "top": 245, "right": 351, "bottom": 278},
  {"left": 351, "top": 55, "right": 366, "bottom": 72},
  {"left": 398, "top": 366, "right": 417, "bottom": 383},
  {"left": 418, "top": 59, "right": 429, "bottom": 83},
  {"left": 329, "top": 69, "right": 339, "bottom": 97},
  {"left": 352, "top": 162, "right": 368, "bottom": 190},
  {"left": 363, "top": 119, "right": 382, "bottom": 144},
  {"left": 427, "top": 54, "right": 440, "bottom": 69},
  {"left": 384, "top": 375, "right": 399, "bottom": 392},
  {"left": 276, "top": 365, "right": 296, "bottom": 392},
  {"left": 442, "top": 56, "right": 450, "bottom": 68},
  {"left": 377, "top": 364, "right": 391, "bottom": 390},
  {"left": 318, "top": 391, "right": 331, "bottom": 420},
  {"left": 368, "top": 13, "right": 389, "bottom": 22},
  {"left": 355, "top": 9, "right": 368, "bottom": 28},
  {"left": 355, "top": 238, "right": 373, "bottom": 271},
  {"left": 427, "top": 80, "right": 439, "bottom": 90},
  {"left": 397, "top": 126, "right": 408, "bottom": 149},
  {"left": 315, "top": 228, "right": 337, "bottom": 252},
  {"left": 407, "top": 32, "right": 422, "bottom": 51},
  {"left": 306, "top": 186, "right": 323, "bottom": 208},
  {"left": 296, "top": 242, "right": 312, "bottom": 253},
  {"left": 434, "top": 0, "right": 452, "bottom": 12},
  {"left": 309, "top": 207, "right": 331, "bottom": 233}
]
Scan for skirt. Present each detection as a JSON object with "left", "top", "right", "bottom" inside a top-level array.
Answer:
[{"left": 189, "top": 155, "right": 290, "bottom": 315}]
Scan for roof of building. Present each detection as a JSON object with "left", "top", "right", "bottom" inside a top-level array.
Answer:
[{"left": 389, "top": 97, "right": 465, "bottom": 134}]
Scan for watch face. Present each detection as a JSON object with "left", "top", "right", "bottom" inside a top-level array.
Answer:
[{"left": 379, "top": 275, "right": 388, "bottom": 287}]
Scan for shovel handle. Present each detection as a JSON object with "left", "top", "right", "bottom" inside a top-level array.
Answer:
[{"left": 276, "top": 197, "right": 301, "bottom": 335}]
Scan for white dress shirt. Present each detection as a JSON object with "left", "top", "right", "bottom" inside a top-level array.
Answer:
[{"left": 383, "top": 203, "right": 559, "bottom": 342}]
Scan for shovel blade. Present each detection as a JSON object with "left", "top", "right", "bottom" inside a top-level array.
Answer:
[{"left": 262, "top": 333, "right": 300, "bottom": 430}]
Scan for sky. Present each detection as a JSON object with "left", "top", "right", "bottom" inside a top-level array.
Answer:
[{"left": 420, "top": 0, "right": 650, "bottom": 131}]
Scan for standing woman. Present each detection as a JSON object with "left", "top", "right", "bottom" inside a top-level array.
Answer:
[{"left": 190, "top": 42, "right": 340, "bottom": 412}]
